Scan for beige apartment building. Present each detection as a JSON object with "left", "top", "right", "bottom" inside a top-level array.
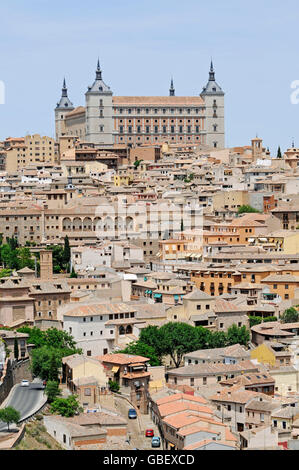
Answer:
[{"left": 3, "top": 134, "right": 58, "bottom": 172}]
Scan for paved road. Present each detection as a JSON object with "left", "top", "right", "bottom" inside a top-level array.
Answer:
[
  {"left": 114, "top": 395, "right": 161, "bottom": 450},
  {"left": 0, "top": 382, "right": 46, "bottom": 431}
]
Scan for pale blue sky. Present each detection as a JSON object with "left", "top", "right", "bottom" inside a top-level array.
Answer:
[{"left": 1, "top": 0, "right": 299, "bottom": 154}]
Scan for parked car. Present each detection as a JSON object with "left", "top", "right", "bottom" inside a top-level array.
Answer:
[
  {"left": 145, "top": 429, "right": 154, "bottom": 437},
  {"left": 128, "top": 408, "right": 137, "bottom": 419},
  {"left": 151, "top": 436, "right": 161, "bottom": 447},
  {"left": 21, "top": 380, "right": 30, "bottom": 387}
]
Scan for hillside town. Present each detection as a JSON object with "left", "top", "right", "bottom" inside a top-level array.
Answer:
[
  {"left": 1, "top": 0, "right": 299, "bottom": 453},
  {"left": 1, "top": 65, "right": 299, "bottom": 450}
]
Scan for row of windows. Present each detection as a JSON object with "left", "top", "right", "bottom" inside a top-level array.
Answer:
[
  {"left": 119, "top": 125, "right": 202, "bottom": 134},
  {"left": 119, "top": 118, "right": 201, "bottom": 124},
  {"left": 80, "top": 312, "right": 135, "bottom": 321},
  {"left": 116, "top": 107, "right": 204, "bottom": 114}
]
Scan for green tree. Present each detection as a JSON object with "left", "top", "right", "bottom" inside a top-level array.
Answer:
[
  {"left": 158, "top": 322, "right": 199, "bottom": 368},
  {"left": 17, "top": 326, "right": 46, "bottom": 348},
  {"left": 0, "top": 244, "right": 18, "bottom": 269},
  {"left": 196, "top": 326, "right": 212, "bottom": 349},
  {"left": 45, "top": 381, "right": 61, "bottom": 403},
  {"left": 48, "top": 352, "right": 59, "bottom": 381},
  {"left": 17, "top": 327, "right": 77, "bottom": 351},
  {"left": 31, "top": 346, "right": 62, "bottom": 381},
  {"left": 14, "top": 338, "right": 19, "bottom": 361},
  {"left": 208, "top": 331, "right": 227, "bottom": 348},
  {"left": 6, "top": 237, "right": 18, "bottom": 251},
  {"left": 133, "top": 159, "right": 143, "bottom": 169},
  {"left": 119, "top": 341, "right": 161, "bottom": 366},
  {"left": 249, "top": 316, "right": 277, "bottom": 328},
  {"left": 16, "top": 247, "right": 35, "bottom": 270},
  {"left": 226, "top": 324, "right": 250, "bottom": 346},
  {"left": 50, "top": 395, "right": 82, "bottom": 417},
  {"left": 70, "top": 266, "right": 78, "bottom": 278},
  {"left": 237, "top": 205, "right": 260, "bottom": 214},
  {"left": 62, "top": 236, "right": 71, "bottom": 270},
  {"left": 0, "top": 268, "right": 12, "bottom": 278},
  {"left": 184, "top": 173, "right": 195, "bottom": 183},
  {"left": 43, "top": 328, "right": 77, "bottom": 350},
  {"left": 0, "top": 407, "right": 20, "bottom": 431},
  {"left": 281, "top": 307, "right": 299, "bottom": 323},
  {"left": 139, "top": 325, "right": 165, "bottom": 362},
  {"left": 277, "top": 146, "right": 282, "bottom": 158},
  {"left": 108, "top": 381, "right": 120, "bottom": 393}
]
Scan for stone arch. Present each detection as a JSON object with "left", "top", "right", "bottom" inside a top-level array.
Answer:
[
  {"left": 103, "top": 217, "right": 113, "bottom": 232},
  {"left": 93, "top": 217, "right": 102, "bottom": 232},
  {"left": 83, "top": 217, "right": 92, "bottom": 231},
  {"left": 125, "top": 216, "right": 134, "bottom": 231},
  {"left": 62, "top": 217, "right": 72, "bottom": 231},
  {"left": 73, "top": 217, "right": 82, "bottom": 231},
  {"left": 115, "top": 216, "right": 124, "bottom": 231},
  {"left": 125, "top": 325, "right": 132, "bottom": 334},
  {"left": 119, "top": 326, "right": 125, "bottom": 335}
]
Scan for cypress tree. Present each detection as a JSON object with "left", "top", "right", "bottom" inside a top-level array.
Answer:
[
  {"left": 14, "top": 338, "right": 19, "bottom": 361},
  {"left": 62, "top": 236, "right": 71, "bottom": 271}
]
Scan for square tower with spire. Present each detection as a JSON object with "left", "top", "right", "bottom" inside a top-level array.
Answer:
[
  {"left": 85, "top": 59, "right": 114, "bottom": 146},
  {"left": 200, "top": 60, "right": 225, "bottom": 149}
]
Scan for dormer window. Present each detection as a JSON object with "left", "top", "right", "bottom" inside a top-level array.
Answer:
[{"left": 99, "top": 86, "right": 103, "bottom": 91}]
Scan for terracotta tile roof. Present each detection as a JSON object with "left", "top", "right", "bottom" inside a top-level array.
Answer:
[
  {"left": 177, "top": 425, "right": 220, "bottom": 437},
  {"left": 158, "top": 401, "right": 213, "bottom": 418},
  {"left": 156, "top": 392, "right": 207, "bottom": 406},
  {"left": 168, "top": 360, "right": 258, "bottom": 377},
  {"left": 220, "top": 372, "right": 275, "bottom": 387},
  {"left": 214, "top": 299, "right": 248, "bottom": 313},
  {"left": 210, "top": 388, "right": 268, "bottom": 404},
  {"left": 98, "top": 353, "right": 149, "bottom": 365},
  {"left": 113, "top": 96, "right": 205, "bottom": 105},
  {"left": 163, "top": 412, "right": 203, "bottom": 429},
  {"left": 225, "top": 427, "right": 238, "bottom": 442}
]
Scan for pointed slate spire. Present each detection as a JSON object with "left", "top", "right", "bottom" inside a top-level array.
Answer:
[
  {"left": 86, "top": 59, "right": 112, "bottom": 94},
  {"left": 62, "top": 77, "right": 67, "bottom": 97},
  {"left": 201, "top": 60, "right": 224, "bottom": 96},
  {"left": 56, "top": 77, "right": 74, "bottom": 109},
  {"left": 96, "top": 58, "right": 102, "bottom": 80},
  {"left": 169, "top": 77, "right": 175, "bottom": 96},
  {"left": 209, "top": 59, "right": 215, "bottom": 81}
]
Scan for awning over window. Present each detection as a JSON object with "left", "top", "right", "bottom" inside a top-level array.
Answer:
[
  {"left": 174, "top": 295, "right": 179, "bottom": 300},
  {"left": 112, "top": 366, "right": 119, "bottom": 373},
  {"left": 154, "top": 293, "right": 162, "bottom": 298}
]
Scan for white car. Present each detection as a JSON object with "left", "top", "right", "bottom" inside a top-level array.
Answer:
[{"left": 21, "top": 380, "right": 30, "bottom": 387}]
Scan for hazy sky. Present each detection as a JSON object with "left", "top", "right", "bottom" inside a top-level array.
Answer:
[{"left": 1, "top": 0, "right": 299, "bottom": 154}]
